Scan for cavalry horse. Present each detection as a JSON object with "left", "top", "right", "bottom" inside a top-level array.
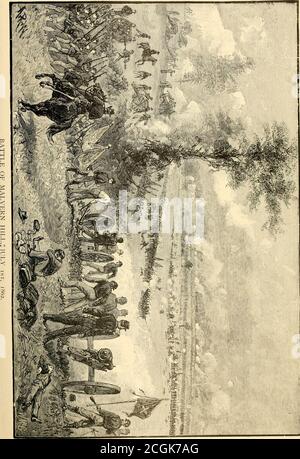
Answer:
[
  {"left": 19, "top": 72, "right": 113, "bottom": 142},
  {"left": 136, "top": 43, "right": 160, "bottom": 66}
]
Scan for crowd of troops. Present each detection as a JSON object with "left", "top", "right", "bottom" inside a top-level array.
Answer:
[
  {"left": 19, "top": 2, "right": 177, "bottom": 137},
  {"left": 16, "top": 2, "right": 182, "bottom": 435},
  {"left": 16, "top": 176, "right": 132, "bottom": 433}
]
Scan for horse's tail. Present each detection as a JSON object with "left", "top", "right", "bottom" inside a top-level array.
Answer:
[{"left": 47, "top": 120, "right": 72, "bottom": 142}]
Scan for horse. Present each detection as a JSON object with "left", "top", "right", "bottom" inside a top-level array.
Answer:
[
  {"left": 135, "top": 55, "right": 158, "bottom": 66},
  {"left": 19, "top": 73, "right": 113, "bottom": 142},
  {"left": 137, "top": 42, "right": 160, "bottom": 55},
  {"left": 136, "top": 45, "right": 160, "bottom": 66},
  {"left": 135, "top": 48, "right": 159, "bottom": 66}
]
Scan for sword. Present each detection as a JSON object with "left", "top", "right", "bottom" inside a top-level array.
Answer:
[{"left": 40, "top": 82, "right": 75, "bottom": 101}]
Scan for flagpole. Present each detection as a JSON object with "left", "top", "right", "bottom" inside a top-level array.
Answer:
[
  {"left": 88, "top": 399, "right": 137, "bottom": 406},
  {"left": 88, "top": 398, "right": 169, "bottom": 407}
]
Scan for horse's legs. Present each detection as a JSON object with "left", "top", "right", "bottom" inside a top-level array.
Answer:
[
  {"left": 19, "top": 100, "right": 49, "bottom": 117},
  {"left": 47, "top": 118, "right": 73, "bottom": 143}
]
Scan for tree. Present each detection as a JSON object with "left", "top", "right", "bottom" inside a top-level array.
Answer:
[
  {"left": 231, "top": 122, "right": 297, "bottom": 233},
  {"left": 103, "top": 102, "right": 296, "bottom": 235},
  {"left": 192, "top": 120, "right": 296, "bottom": 234},
  {"left": 191, "top": 117, "right": 297, "bottom": 233},
  {"left": 118, "top": 112, "right": 296, "bottom": 235},
  {"left": 180, "top": 53, "right": 254, "bottom": 94}
]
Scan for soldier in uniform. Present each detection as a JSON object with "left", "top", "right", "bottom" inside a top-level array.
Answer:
[
  {"left": 19, "top": 360, "right": 53, "bottom": 423},
  {"left": 60, "top": 279, "right": 118, "bottom": 310},
  {"left": 85, "top": 260, "right": 123, "bottom": 280},
  {"left": 135, "top": 70, "right": 151, "bottom": 80},
  {"left": 113, "top": 5, "right": 136, "bottom": 17},
  {"left": 66, "top": 402, "right": 131, "bottom": 435},
  {"left": 43, "top": 310, "right": 129, "bottom": 342}
]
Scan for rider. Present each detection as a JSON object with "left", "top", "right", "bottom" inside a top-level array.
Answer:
[{"left": 19, "top": 74, "right": 114, "bottom": 140}]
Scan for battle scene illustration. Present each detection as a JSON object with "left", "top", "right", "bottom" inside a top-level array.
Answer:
[{"left": 11, "top": 2, "right": 299, "bottom": 437}]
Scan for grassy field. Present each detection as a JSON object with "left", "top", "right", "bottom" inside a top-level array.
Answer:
[{"left": 12, "top": 5, "right": 76, "bottom": 436}]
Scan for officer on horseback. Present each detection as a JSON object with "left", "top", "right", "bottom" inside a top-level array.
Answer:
[{"left": 19, "top": 72, "right": 114, "bottom": 142}]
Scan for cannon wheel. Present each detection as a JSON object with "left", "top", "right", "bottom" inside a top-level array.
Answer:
[{"left": 62, "top": 381, "right": 121, "bottom": 395}]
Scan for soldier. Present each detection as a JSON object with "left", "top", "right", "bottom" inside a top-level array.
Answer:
[
  {"left": 134, "top": 83, "right": 152, "bottom": 91},
  {"left": 98, "top": 260, "right": 123, "bottom": 279},
  {"left": 83, "top": 304, "right": 128, "bottom": 319},
  {"left": 135, "top": 70, "right": 151, "bottom": 80},
  {"left": 60, "top": 279, "right": 118, "bottom": 308},
  {"left": 67, "top": 168, "right": 115, "bottom": 187},
  {"left": 114, "top": 48, "right": 134, "bottom": 67},
  {"left": 92, "top": 278, "right": 118, "bottom": 301},
  {"left": 135, "top": 28, "right": 151, "bottom": 39},
  {"left": 160, "top": 68, "right": 175, "bottom": 76},
  {"left": 135, "top": 113, "right": 151, "bottom": 126},
  {"left": 82, "top": 290, "right": 128, "bottom": 315},
  {"left": 84, "top": 260, "right": 123, "bottom": 280},
  {"left": 113, "top": 5, "right": 136, "bottom": 17},
  {"left": 43, "top": 310, "right": 129, "bottom": 342},
  {"left": 66, "top": 399, "right": 131, "bottom": 435},
  {"left": 19, "top": 360, "right": 53, "bottom": 423},
  {"left": 78, "top": 226, "right": 124, "bottom": 249},
  {"left": 28, "top": 247, "right": 65, "bottom": 277},
  {"left": 19, "top": 75, "right": 113, "bottom": 141}
]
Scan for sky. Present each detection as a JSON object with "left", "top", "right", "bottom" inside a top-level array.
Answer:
[{"left": 164, "top": 2, "right": 298, "bottom": 137}]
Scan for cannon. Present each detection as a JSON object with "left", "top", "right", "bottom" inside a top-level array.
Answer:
[{"left": 62, "top": 337, "right": 121, "bottom": 395}]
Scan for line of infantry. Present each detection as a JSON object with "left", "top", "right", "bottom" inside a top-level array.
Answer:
[{"left": 43, "top": 214, "right": 132, "bottom": 433}]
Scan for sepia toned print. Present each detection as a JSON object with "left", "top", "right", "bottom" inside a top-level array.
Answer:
[{"left": 10, "top": 1, "right": 299, "bottom": 438}]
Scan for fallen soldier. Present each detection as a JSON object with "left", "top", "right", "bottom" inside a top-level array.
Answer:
[
  {"left": 28, "top": 247, "right": 65, "bottom": 277},
  {"left": 17, "top": 282, "right": 39, "bottom": 330}
]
